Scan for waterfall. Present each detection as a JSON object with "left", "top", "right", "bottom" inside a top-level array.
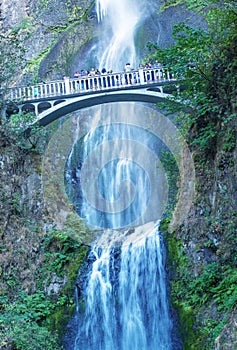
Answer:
[
  {"left": 96, "top": 0, "right": 145, "bottom": 71},
  {"left": 64, "top": 1, "right": 181, "bottom": 349},
  {"left": 73, "top": 226, "right": 173, "bottom": 350}
]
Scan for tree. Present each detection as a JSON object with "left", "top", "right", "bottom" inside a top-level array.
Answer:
[
  {"left": 146, "top": 0, "right": 237, "bottom": 154},
  {"left": 148, "top": 1, "right": 237, "bottom": 348}
]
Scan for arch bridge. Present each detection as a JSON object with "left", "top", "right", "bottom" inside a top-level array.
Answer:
[{"left": 7, "top": 67, "right": 180, "bottom": 127}]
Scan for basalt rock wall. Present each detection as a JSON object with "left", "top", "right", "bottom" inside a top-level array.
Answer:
[{"left": 1, "top": 0, "right": 205, "bottom": 83}]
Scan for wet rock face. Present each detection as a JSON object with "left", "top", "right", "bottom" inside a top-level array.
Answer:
[
  {"left": 215, "top": 310, "right": 237, "bottom": 350},
  {"left": 1, "top": 0, "right": 206, "bottom": 82},
  {"left": 180, "top": 146, "right": 237, "bottom": 270},
  {"left": 0, "top": 139, "right": 44, "bottom": 294},
  {"left": 1, "top": 0, "right": 30, "bottom": 30},
  {"left": 1, "top": 0, "right": 95, "bottom": 82},
  {"left": 139, "top": 3, "right": 206, "bottom": 55}
]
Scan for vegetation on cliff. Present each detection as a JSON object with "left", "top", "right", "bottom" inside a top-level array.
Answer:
[
  {"left": 0, "top": 0, "right": 95, "bottom": 347},
  {"left": 0, "top": 116, "right": 92, "bottom": 348},
  {"left": 0, "top": 0, "right": 236, "bottom": 349},
  {"left": 151, "top": 0, "right": 237, "bottom": 348}
]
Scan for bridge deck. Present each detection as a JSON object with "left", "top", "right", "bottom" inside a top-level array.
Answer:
[
  {"left": 7, "top": 68, "right": 180, "bottom": 123},
  {"left": 9, "top": 67, "right": 175, "bottom": 103}
]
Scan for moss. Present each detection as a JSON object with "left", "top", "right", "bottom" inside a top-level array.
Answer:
[
  {"left": 162, "top": 219, "right": 198, "bottom": 348},
  {"left": 48, "top": 304, "right": 74, "bottom": 338},
  {"left": 25, "top": 1, "right": 94, "bottom": 81},
  {"left": 47, "top": 245, "right": 88, "bottom": 338},
  {"left": 64, "top": 245, "right": 88, "bottom": 292},
  {"left": 175, "top": 304, "right": 200, "bottom": 350},
  {"left": 28, "top": 46, "right": 54, "bottom": 82},
  {"left": 162, "top": 211, "right": 237, "bottom": 348},
  {"left": 64, "top": 212, "right": 92, "bottom": 244}
]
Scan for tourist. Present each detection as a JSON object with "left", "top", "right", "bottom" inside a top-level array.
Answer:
[
  {"left": 73, "top": 71, "right": 80, "bottom": 78},
  {"left": 124, "top": 62, "right": 132, "bottom": 84},
  {"left": 143, "top": 64, "right": 150, "bottom": 82},
  {"left": 124, "top": 62, "right": 131, "bottom": 72},
  {"left": 89, "top": 68, "right": 96, "bottom": 76},
  {"left": 154, "top": 60, "right": 163, "bottom": 80},
  {"left": 79, "top": 70, "right": 86, "bottom": 90},
  {"left": 101, "top": 68, "right": 107, "bottom": 88},
  {"left": 154, "top": 60, "right": 163, "bottom": 68}
]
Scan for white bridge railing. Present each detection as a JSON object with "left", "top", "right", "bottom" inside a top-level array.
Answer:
[{"left": 9, "top": 68, "right": 175, "bottom": 101}]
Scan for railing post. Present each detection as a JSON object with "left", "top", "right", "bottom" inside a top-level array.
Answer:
[
  {"left": 39, "top": 85, "right": 43, "bottom": 97},
  {"left": 64, "top": 77, "right": 70, "bottom": 94},
  {"left": 121, "top": 73, "right": 125, "bottom": 85},
  {"left": 158, "top": 69, "right": 162, "bottom": 80}
]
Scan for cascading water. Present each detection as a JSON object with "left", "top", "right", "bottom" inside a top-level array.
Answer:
[
  {"left": 64, "top": 0, "right": 181, "bottom": 349},
  {"left": 73, "top": 226, "right": 173, "bottom": 350},
  {"left": 96, "top": 0, "right": 145, "bottom": 70}
]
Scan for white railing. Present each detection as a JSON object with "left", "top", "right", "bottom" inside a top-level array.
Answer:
[{"left": 9, "top": 68, "right": 175, "bottom": 101}]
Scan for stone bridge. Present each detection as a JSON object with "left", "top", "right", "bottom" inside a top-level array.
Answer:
[{"left": 7, "top": 67, "right": 179, "bottom": 127}]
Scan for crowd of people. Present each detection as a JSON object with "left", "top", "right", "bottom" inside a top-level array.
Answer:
[
  {"left": 70, "top": 60, "right": 163, "bottom": 80},
  {"left": 61, "top": 60, "right": 165, "bottom": 91}
]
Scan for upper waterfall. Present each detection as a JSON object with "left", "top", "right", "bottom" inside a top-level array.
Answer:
[{"left": 95, "top": 0, "right": 145, "bottom": 71}]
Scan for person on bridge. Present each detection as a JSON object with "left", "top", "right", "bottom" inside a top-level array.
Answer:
[
  {"left": 101, "top": 68, "right": 107, "bottom": 88},
  {"left": 124, "top": 62, "right": 132, "bottom": 84},
  {"left": 89, "top": 68, "right": 96, "bottom": 76},
  {"left": 153, "top": 60, "right": 163, "bottom": 80},
  {"left": 73, "top": 71, "right": 80, "bottom": 78}
]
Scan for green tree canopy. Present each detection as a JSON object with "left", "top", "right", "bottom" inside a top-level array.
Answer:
[{"left": 146, "top": 0, "right": 236, "bottom": 153}]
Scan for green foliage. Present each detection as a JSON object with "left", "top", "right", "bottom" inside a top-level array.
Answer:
[
  {"left": 42, "top": 227, "right": 88, "bottom": 276},
  {"left": 153, "top": 10, "right": 237, "bottom": 344},
  {"left": 160, "top": 150, "right": 179, "bottom": 213},
  {"left": 11, "top": 192, "right": 22, "bottom": 214},
  {"left": 163, "top": 220, "right": 237, "bottom": 349},
  {"left": 222, "top": 130, "right": 236, "bottom": 152},
  {"left": 0, "top": 317, "right": 61, "bottom": 350},
  {"left": 0, "top": 230, "right": 89, "bottom": 349},
  {"left": 41, "top": 232, "right": 89, "bottom": 336},
  {"left": 0, "top": 294, "right": 61, "bottom": 349},
  {"left": 64, "top": 212, "right": 92, "bottom": 243},
  {"left": 146, "top": 1, "right": 237, "bottom": 156},
  {"left": 1, "top": 113, "right": 49, "bottom": 153},
  {"left": 4, "top": 292, "right": 55, "bottom": 322},
  {"left": 191, "top": 121, "right": 217, "bottom": 150}
]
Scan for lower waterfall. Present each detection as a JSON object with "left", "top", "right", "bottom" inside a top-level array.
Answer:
[{"left": 64, "top": 223, "right": 181, "bottom": 350}]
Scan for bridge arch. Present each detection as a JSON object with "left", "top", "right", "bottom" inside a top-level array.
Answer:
[
  {"left": 38, "top": 101, "right": 52, "bottom": 114},
  {"left": 54, "top": 99, "right": 66, "bottom": 106},
  {"left": 22, "top": 103, "right": 35, "bottom": 114},
  {"left": 34, "top": 88, "right": 170, "bottom": 127}
]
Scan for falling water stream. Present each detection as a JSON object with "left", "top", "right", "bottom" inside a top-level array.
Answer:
[
  {"left": 73, "top": 226, "right": 173, "bottom": 350},
  {"left": 64, "top": 0, "right": 181, "bottom": 349}
]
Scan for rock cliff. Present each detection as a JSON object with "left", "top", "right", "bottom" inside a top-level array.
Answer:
[{"left": 0, "top": 0, "right": 236, "bottom": 349}]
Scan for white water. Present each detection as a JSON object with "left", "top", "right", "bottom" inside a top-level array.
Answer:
[
  {"left": 74, "top": 226, "right": 172, "bottom": 350},
  {"left": 65, "top": 1, "right": 177, "bottom": 349},
  {"left": 96, "top": 0, "right": 145, "bottom": 71},
  {"left": 77, "top": 105, "right": 168, "bottom": 229}
]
